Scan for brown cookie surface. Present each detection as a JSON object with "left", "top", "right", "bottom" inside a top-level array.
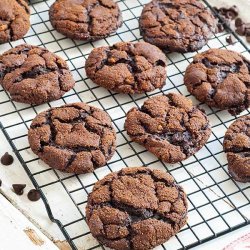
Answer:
[
  {"left": 86, "top": 167, "right": 188, "bottom": 250},
  {"left": 223, "top": 116, "right": 250, "bottom": 182},
  {"left": 0, "top": 0, "right": 30, "bottom": 43},
  {"left": 184, "top": 49, "right": 250, "bottom": 115},
  {"left": 0, "top": 44, "right": 75, "bottom": 105},
  {"left": 28, "top": 103, "right": 116, "bottom": 174},
  {"left": 139, "top": 0, "right": 217, "bottom": 52},
  {"left": 125, "top": 93, "right": 211, "bottom": 163},
  {"left": 85, "top": 42, "right": 167, "bottom": 94},
  {"left": 49, "top": 0, "right": 122, "bottom": 41}
]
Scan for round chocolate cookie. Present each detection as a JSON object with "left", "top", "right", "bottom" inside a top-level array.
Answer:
[
  {"left": 49, "top": 0, "right": 122, "bottom": 41},
  {"left": 85, "top": 42, "right": 167, "bottom": 94},
  {"left": 184, "top": 49, "right": 250, "bottom": 115},
  {"left": 125, "top": 93, "right": 211, "bottom": 163},
  {"left": 0, "top": 44, "right": 75, "bottom": 105},
  {"left": 0, "top": 0, "right": 30, "bottom": 43},
  {"left": 28, "top": 102, "right": 116, "bottom": 174},
  {"left": 223, "top": 116, "right": 250, "bottom": 182},
  {"left": 86, "top": 167, "right": 188, "bottom": 250},
  {"left": 139, "top": 0, "right": 217, "bottom": 52}
]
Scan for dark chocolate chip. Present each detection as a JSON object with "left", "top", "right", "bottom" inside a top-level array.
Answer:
[
  {"left": 27, "top": 189, "right": 41, "bottom": 201},
  {"left": 1, "top": 152, "right": 14, "bottom": 166},
  {"left": 0, "top": 180, "right": 2, "bottom": 187},
  {"left": 236, "top": 25, "right": 246, "bottom": 36},
  {"left": 235, "top": 18, "right": 243, "bottom": 27},
  {"left": 12, "top": 184, "right": 26, "bottom": 195},
  {"left": 226, "top": 35, "right": 234, "bottom": 45}
]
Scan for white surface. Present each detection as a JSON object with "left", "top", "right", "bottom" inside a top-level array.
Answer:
[
  {"left": 0, "top": 0, "right": 249, "bottom": 250},
  {"left": 0, "top": 194, "right": 58, "bottom": 250}
]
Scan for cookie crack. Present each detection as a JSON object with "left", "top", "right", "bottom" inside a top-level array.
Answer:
[{"left": 15, "top": 0, "right": 30, "bottom": 14}]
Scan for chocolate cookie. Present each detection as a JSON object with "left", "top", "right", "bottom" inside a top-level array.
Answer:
[
  {"left": 0, "top": 44, "right": 75, "bottom": 105},
  {"left": 86, "top": 167, "right": 188, "bottom": 250},
  {"left": 49, "top": 0, "right": 122, "bottom": 41},
  {"left": 184, "top": 49, "right": 250, "bottom": 115},
  {"left": 85, "top": 42, "right": 167, "bottom": 94},
  {"left": 125, "top": 93, "right": 211, "bottom": 163},
  {"left": 139, "top": 0, "right": 217, "bottom": 52},
  {"left": 223, "top": 116, "right": 250, "bottom": 182},
  {"left": 0, "top": 0, "right": 30, "bottom": 43},
  {"left": 28, "top": 102, "right": 116, "bottom": 174}
]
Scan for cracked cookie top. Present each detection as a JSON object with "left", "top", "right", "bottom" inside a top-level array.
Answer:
[
  {"left": 85, "top": 41, "right": 167, "bottom": 94},
  {"left": 0, "top": 44, "right": 75, "bottom": 105},
  {"left": 184, "top": 49, "right": 250, "bottom": 115},
  {"left": 28, "top": 102, "right": 116, "bottom": 174},
  {"left": 0, "top": 0, "right": 30, "bottom": 43},
  {"left": 125, "top": 93, "right": 211, "bottom": 163},
  {"left": 49, "top": 0, "right": 122, "bottom": 41},
  {"left": 139, "top": 0, "right": 217, "bottom": 52},
  {"left": 86, "top": 167, "right": 188, "bottom": 250},
  {"left": 223, "top": 116, "right": 250, "bottom": 183}
]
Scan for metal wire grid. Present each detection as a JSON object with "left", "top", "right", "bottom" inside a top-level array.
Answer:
[{"left": 0, "top": 0, "right": 250, "bottom": 249}]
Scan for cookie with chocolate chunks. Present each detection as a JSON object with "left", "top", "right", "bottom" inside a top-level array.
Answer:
[
  {"left": 86, "top": 167, "right": 188, "bottom": 250},
  {"left": 223, "top": 115, "right": 250, "bottom": 182},
  {"left": 125, "top": 93, "right": 211, "bottom": 163},
  {"left": 139, "top": 0, "right": 217, "bottom": 52},
  {"left": 28, "top": 103, "right": 116, "bottom": 174},
  {"left": 0, "top": 44, "right": 75, "bottom": 105},
  {"left": 85, "top": 41, "right": 167, "bottom": 94},
  {"left": 184, "top": 49, "right": 250, "bottom": 115}
]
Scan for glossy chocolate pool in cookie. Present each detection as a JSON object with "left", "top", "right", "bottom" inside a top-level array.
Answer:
[
  {"left": 139, "top": 0, "right": 217, "bottom": 52},
  {"left": 184, "top": 48, "right": 250, "bottom": 115},
  {"left": 28, "top": 102, "right": 116, "bottom": 174},
  {"left": 86, "top": 167, "right": 188, "bottom": 250},
  {"left": 223, "top": 115, "right": 250, "bottom": 182},
  {"left": 125, "top": 93, "right": 211, "bottom": 163},
  {"left": 85, "top": 41, "right": 167, "bottom": 94}
]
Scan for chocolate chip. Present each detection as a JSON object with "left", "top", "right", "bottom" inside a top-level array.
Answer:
[
  {"left": 1, "top": 152, "right": 14, "bottom": 166},
  {"left": 226, "top": 10, "right": 237, "bottom": 20},
  {"left": 27, "top": 189, "right": 41, "bottom": 201},
  {"left": 236, "top": 25, "right": 246, "bottom": 36},
  {"left": 226, "top": 35, "right": 234, "bottom": 44},
  {"left": 0, "top": 180, "right": 2, "bottom": 187},
  {"left": 12, "top": 184, "right": 26, "bottom": 195},
  {"left": 235, "top": 18, "right": 243, "bottom": 27},
  {"left": 217, "top": 23, "right": 225, "bottom": 33}
]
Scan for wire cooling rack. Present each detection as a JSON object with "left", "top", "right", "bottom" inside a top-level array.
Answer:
[{"left": 0, "top": 0, "right": 250, "bottom": 249}]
